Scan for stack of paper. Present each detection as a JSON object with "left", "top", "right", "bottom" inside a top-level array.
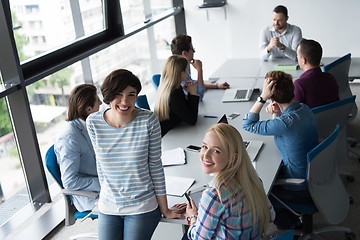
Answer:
[
  {"left": 165, "top": 175, "right": 195, "bottom": 197},
  {"left": 161, "top": 147, "right": 186, "bottom": 166}
]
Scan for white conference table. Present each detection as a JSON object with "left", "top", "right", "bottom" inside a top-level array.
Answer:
[
  {"left": 160, "top": 77, "right": 282, "bottom": 224},
  {"left": 209, "top": 57, "right": 360, "bottom": 81}
]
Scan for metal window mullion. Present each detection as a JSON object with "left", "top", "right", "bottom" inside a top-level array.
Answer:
[{"left": 172, "top": 0, "right": 186, "bottom": 35}]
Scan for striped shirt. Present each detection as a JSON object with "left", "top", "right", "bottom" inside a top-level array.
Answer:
[
  {"left": 86, "top": 108, "right": 165, "bottom": 214},
  {"left": 188, "top": 182, "right": 275, "bottom": 240}
]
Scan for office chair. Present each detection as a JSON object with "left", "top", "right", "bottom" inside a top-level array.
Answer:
[
  {"left": 270, "top": 125, "right": 356, "bottom": 240},
  {"left": 45, "top": 145, "right": 98, "bottom": 239},
  {"left": 152, "top": 74, "right": 161, "bottom": 90},
  {"left": 324, "top": 54, "right": 360, "bottom": 161},
  {"left": 311, "top": 96, "right": 356, "bottom": 180},
  {"left": 136, "top": 94, "right": 150, "bottom": 110},
  {"left": 270, "top": 230, "right": 294, "bottom": 240}
]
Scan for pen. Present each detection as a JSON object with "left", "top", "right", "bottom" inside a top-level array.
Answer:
[{"left": 204, "top": 115, "right": 218, "bottom": 118}]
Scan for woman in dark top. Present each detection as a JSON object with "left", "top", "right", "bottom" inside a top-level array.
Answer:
[{"left": 155, "top": 55, "right": 199, "bottom": 136}]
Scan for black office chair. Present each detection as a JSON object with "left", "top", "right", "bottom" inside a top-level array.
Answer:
[
  {"left": 45, "top": 145, "right": 98, "bottom": 239},
  {"left": 311, "top": 96, "right": 356, "bottom": 183},
  {"left": 270, "top": 125, "right": 356, "bottom": 240},
  {"left": 324, "top": 54, "right": 360, "bottom": 161}
]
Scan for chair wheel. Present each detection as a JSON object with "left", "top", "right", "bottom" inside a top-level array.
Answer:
[
  {"left": 345, "top": 232, "right": 356, "bottom": 240},
  {"left": 350, "top": 142, "right": 357, "bottom": 148},
  {"left": 349, "top": 196, "right": 354, "bottom": 204},
  {"left": 346, "top": 176, "right": 355, "bottom": 183}
]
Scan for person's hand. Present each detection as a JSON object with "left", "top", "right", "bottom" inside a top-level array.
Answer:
[
  {"left": 185, "top": 199, "right": 198, "bottom": 218},
  {"left": 162, "top": 204, "right": 186, "bottom": 219},
  {"left": 191, "top": 59, "right": 202, "bottom": 72},
  {"left": 266, "top": 101, "right": 281, "bottom": 115},
  {"left": 183, "top": 80, "right": 197, "bottom": 95},
  {"left": 217, "top": 81, "right": 230, "bottom": 89},
  {"left": 261, "top": 78, "right": 276, "bottom": 100},
  {"left": 270, "top": 37, "right": 283, "bottom": 48},
  {"left": 170, "top": 203, "right": 187, "bottom": 214}
]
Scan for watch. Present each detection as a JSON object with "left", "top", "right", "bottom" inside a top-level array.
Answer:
[{"left": 257, "top": 96, "right": 266, "bottom": 104}]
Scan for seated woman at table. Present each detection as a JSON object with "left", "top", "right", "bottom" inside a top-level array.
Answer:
[
  {"left": 242, "top": 71, "right": 318, "bottom": 229},
  {"left": 54, "top": 83, "right": 102, "bottom": 213},
  {"left": 154, "top": 55, "right": 199, "bottom": 137},
  {"left": 86, "top": 69, "right": 185, "bottom": 240},
  {"left": 185, "top": 123, "right": 275, "bottom": 240}
]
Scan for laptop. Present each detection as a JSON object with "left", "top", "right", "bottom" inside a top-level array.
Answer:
[
  {"left": 216, "top": 115, "right": 262, "bottom": 162},
  {"left": 243, "top": 140, "right": 263, "bottom": 162},
  {"left": 222, "top": 88, "right": 253, "bottom": 102}
]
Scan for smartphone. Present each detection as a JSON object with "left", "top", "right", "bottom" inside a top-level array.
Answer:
[
  {"left": 184, "top": 192, "right": 192, "bottom": 207},
  {"left": 228, "top": 113, "right": 240, "bottom": 120},
  {"left": 186, "top": 145, "right": 201, "bottom": 152}
]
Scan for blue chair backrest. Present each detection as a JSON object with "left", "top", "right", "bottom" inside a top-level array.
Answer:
[
  {"left": 271, "top": 230, "right": 294, "bottom": 240},
  {"left": 311, "top": 95, "right": 355, "bottom": 115},
  {"left": 136, "top": 95, "right": 150, "bottom": 110},
  {"left": 323, "top": 53, "right": 351, "bottom": 72},
  {"left": 45, "top": 144, "right": 63, "bottom": 188},
  {"left": 152, "top": 74, "right": 161, "bottom": 90}
]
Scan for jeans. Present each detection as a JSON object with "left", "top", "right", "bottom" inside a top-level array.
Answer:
[{"left": 98, "top": 207, "right": 161, "bottom": 240}]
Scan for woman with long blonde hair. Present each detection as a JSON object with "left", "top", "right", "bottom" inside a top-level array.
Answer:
[
  {"left": 154, "top": 55, "right": 199, "bottom": 136},
  {"left": 185, "top": 123, "right": 275, "bottom": 239}
]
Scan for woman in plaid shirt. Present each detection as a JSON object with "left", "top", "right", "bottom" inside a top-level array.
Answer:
[{"left": 185, "top": 123, "right": 275, "bottom": 239}]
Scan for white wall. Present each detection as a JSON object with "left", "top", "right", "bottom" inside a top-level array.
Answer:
[{"left": 184, "top": 0, "right": 360, "bottom": 79}]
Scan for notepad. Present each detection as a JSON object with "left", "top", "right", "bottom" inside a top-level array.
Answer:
[
  {"left": 273, "top": 64, "right": 299, "bottom": 71},
  {"left": 161, "top": 147, "right": 186, "bottom": 166},
  {"left": 165, "top": 175, "right": 195, "bottom": 197}
]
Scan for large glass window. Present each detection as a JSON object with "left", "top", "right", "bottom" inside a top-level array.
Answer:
[
  {"left": 0, "top": 97, "right": 29, "bottom": 227},
  {"left": 10, "top": 0, "right": 105, "bottom": 62},
  {"left": 121, "top": 0, "right": 173, "bottom": 31},
  {"left": 1, "top": 0, "right": 184, "bottom": 236}
]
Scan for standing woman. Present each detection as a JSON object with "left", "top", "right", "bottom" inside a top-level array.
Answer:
[
  {"left": 185, "top": 123, "right": 275, "bottom": 239},
  {"left": 86, "top": 69, "right": 184, "bottom": 240},
  {"left": 155, "top": 55, "right": 199, "bottom": 137},
  {"left": 54, "top": 83, "right": 102, "bottom": 213}
]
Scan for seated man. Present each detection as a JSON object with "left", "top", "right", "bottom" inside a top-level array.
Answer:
[
  {"left": 242, "top": 71, "right": 318, "bottom": 229},
  {"left": 294, "top": 39, "right": 339, "bottom": 108},
  {"left": 171, "top": 34, "right": 229, "bottom": 100},
  {"left": 55, "top": 84, "right": 101, "bottom": 212},
  {"left": 259, "top": 5, "right": 302, "bottom": 61}
]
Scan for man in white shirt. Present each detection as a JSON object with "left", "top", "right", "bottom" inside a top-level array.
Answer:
[{"left": 259, "top": 5, "right": 302, "bottom": 61}]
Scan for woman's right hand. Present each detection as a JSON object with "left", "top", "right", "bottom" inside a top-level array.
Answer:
[
  {"left": 185, "top": 199, "right": 198, "bottom": 218},
  {"left": 183, "top": 81, "right": 197, "bottom": 96}
]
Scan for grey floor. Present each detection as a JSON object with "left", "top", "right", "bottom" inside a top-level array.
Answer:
[{"left": 46, "top": 83, "right": 360, "bottom": 240}]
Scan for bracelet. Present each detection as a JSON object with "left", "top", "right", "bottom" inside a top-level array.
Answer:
[
  {"left": 214, "top": 83, "right": 218, "bottom": 89},
  {"left": 186, "top": 215, "right": 198, "bottom": 226}
]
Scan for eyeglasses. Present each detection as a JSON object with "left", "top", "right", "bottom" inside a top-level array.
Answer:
[{"left": 190, "top": 48, "right": 196, "bottom": 53}]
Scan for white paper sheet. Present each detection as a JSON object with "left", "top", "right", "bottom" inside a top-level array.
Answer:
[
  {"left": 161, "top": 147, "right": 186, "bottom": 166},
  {"left": 165, "top": 175, "right": 195, "bottom": 197}
]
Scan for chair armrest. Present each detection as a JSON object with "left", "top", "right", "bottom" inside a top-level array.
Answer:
[
  {"left": 274, "top": 178, "right": 305, "bottom": 186},
  {"left": 61, "top": 189, "right": 99, "bottom": 199}
]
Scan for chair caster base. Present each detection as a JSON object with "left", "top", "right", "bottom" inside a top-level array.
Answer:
[{"left": 345, "top": 232, "right": 356, "bottom": 240}]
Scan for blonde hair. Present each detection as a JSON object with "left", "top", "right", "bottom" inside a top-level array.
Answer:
[
  {"left": 154, "top": 55, "right": 188, "bottom": 121},
  {"left": 207, "top": 123, "right": 270, "bottom": 235}
]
